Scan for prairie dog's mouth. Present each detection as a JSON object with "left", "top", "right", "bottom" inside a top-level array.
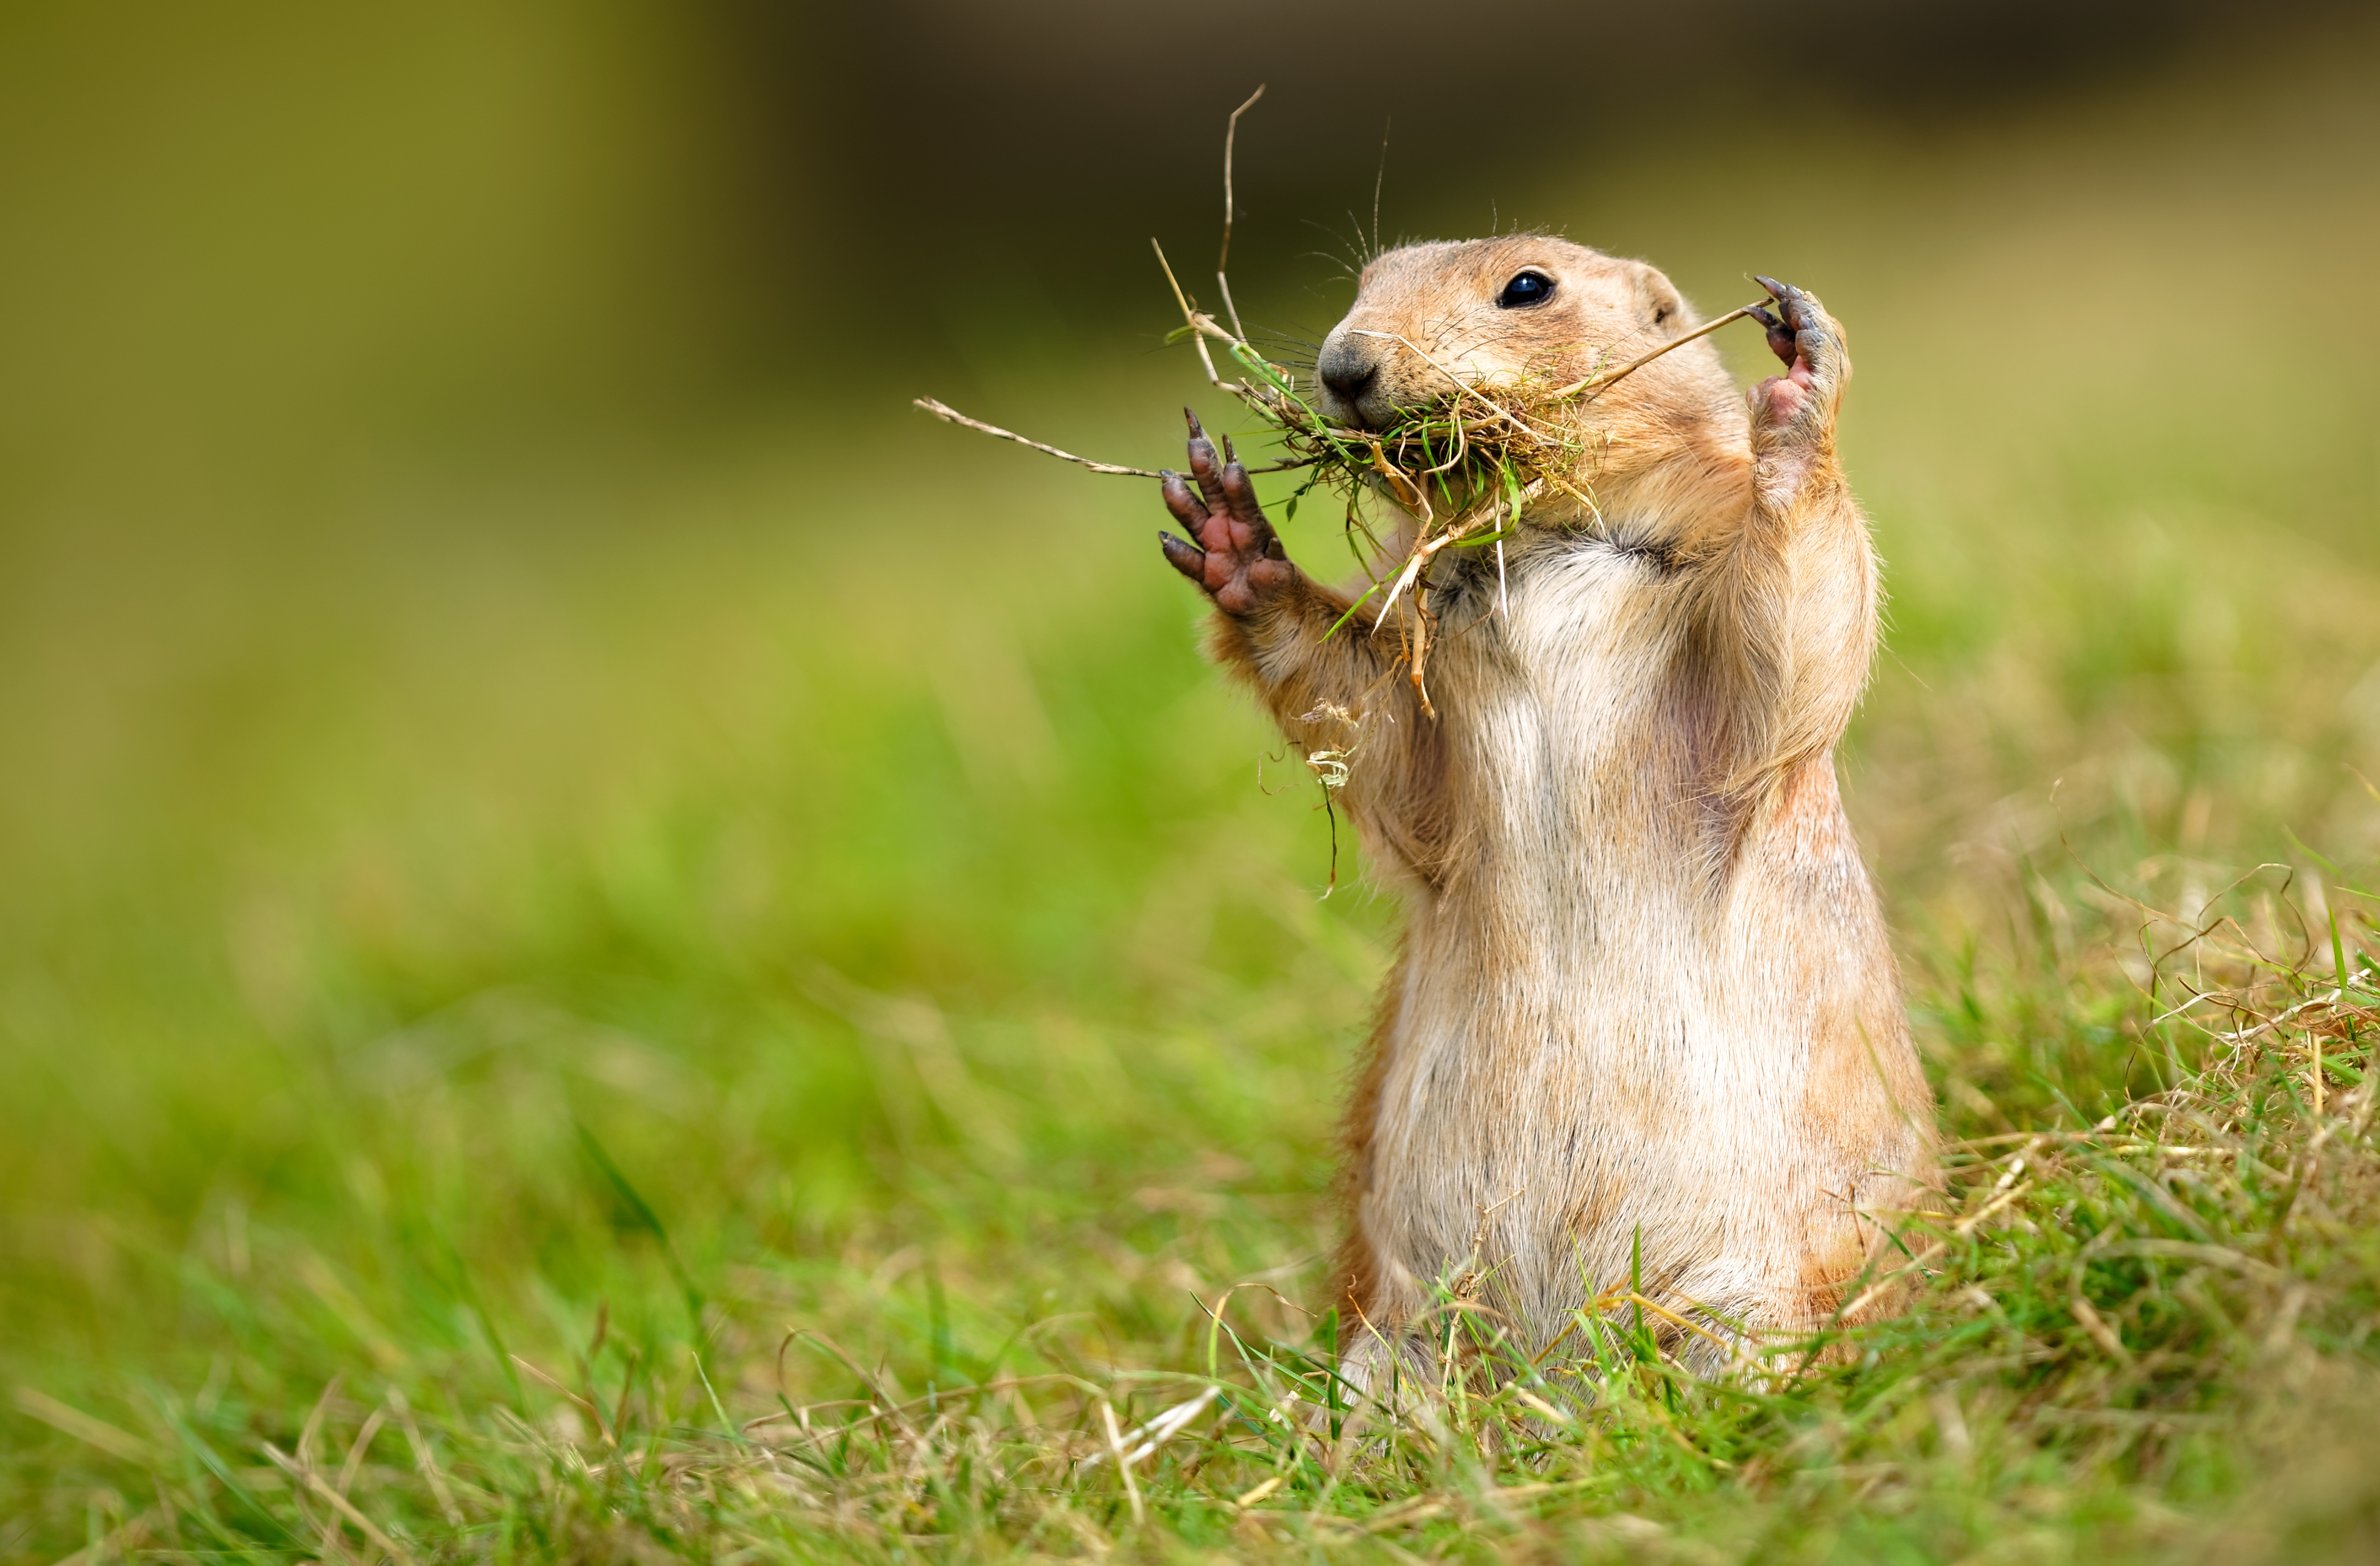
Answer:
[{"left": 1315, "top": 328, "right": 1486, "bottom": 432}]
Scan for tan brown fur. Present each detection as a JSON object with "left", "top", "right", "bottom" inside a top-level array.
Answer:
[{"left": 1155, "top": 236, "right": 1937, "bottom": 1380}]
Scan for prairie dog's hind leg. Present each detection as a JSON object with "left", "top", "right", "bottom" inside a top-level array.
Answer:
[{"left": 1331, "top": 1316, "right": 1440, "bottom": 1423}]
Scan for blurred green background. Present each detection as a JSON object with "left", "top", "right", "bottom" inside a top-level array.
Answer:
[{"left": 4, "top": 0, "right": 2379, "bottom": 1553}]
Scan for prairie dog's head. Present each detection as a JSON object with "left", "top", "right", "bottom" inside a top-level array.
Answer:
[{"left": 1312, "top": 236, "right": 1734, "bottom": 440}]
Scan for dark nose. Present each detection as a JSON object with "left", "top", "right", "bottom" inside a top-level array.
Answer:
[{"left": 1317, "top": 340, "right": 1380, "bottom": 404}]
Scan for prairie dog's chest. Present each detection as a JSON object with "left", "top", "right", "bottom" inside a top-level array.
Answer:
[{"left": 1440, "top": 535, "right": 1686, "bottom": 787}]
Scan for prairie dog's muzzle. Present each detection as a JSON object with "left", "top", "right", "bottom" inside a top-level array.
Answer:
[{"left": 1313, "top": 329, "right": 1399, "bottom": 431}]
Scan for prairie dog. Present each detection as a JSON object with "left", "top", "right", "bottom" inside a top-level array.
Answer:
[{"left": 1156, "top": 237, "right": 1936, "bottom": 1377}]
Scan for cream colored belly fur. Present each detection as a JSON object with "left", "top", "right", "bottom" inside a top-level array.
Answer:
[{"left": 1347, "top": 538, "right": 1928, "bottom": 1362}]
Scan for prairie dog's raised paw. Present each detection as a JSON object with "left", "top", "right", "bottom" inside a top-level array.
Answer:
[
  {"left": 1158, "top": 407, "right": 1298, "bottom": 617},
  {"left": 1746, "top": 276, "right": 1848, "bottom": 437}
]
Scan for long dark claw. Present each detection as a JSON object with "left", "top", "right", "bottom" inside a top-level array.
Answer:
[
  {"left": 1755, "top": 275, "right": 1812, "bottom": 337},
  {"left": 1160, "top": 469, "right": 1207, "bottom": 532},
  {"left": 1159, "top": 530, "right": 1206, "bottom": 578},
  {"left": 1184, "top": 422, "right": 1227, "bottom": 510},
  {"left": 1158, "top": 406, "right": 1293, "bottom": 608},
  {"left": 1752, "top": 279, "right": 1812, "bottom": 363},
  {"left": 1216, "top": 449, "right": 1267, "bottom": 528},
  {"left": 1747, "top": 304, "right": 1795, "bottom": 368}
]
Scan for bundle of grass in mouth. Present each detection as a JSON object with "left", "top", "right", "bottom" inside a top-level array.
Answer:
[{"left": 915, "top": 88, "right": 1773, "bottom": 710}]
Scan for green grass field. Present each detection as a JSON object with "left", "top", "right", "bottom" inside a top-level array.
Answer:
[{"left": 5, "top": 30, "right": 2380, "bottom": 1565}]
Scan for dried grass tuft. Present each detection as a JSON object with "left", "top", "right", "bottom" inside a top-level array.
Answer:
[{"left": 915, "top": 94, "right": 1771, "bottom": 709}]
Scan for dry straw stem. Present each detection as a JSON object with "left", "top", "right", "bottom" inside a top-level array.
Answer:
[
  {"left": 1547, "top": 300, "right": 1771, "bottom": 398},
  {"left": 910, "top": 398, "right": 1166, "bottom": 478},
  {"left": 262, "top": 1441, "right": 416, "bottom": 1566},
  {"left": 909, "top": 396, "right": 1309, "bottom": 480},
  {"left": 13, "top": 1386, "right": 155, "bottom": 1465},
  {"left": 1217, "top": 84, "right": 1264, "bottom": 297}
]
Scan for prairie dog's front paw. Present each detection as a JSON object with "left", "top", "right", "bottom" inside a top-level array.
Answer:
[
  {"left": 1157, "top": 408, "right": 1299, "bottom": 616},
  {"left": 1747, "top": 276, "right": 1848, "bottom": 438}
]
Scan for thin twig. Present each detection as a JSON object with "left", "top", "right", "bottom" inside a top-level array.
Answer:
[
  {"left": 913, "top": 398, "right": 1312, "bottom": 477},
  {"left": 1152, "top": 239, "right": 1232, "bottom": 392},
  {"left": 1370, "top": 118, "right": 1389, "bottom": 261},
  {"left": 1219, "top": 85, "right": 1265, "bottom": 283},
  {"left": 1552, "top": 300, "right": 1770, "bottom": 398},
  {"left": 1217, "top": 271, "right": 1248, "bottom": 347},
  {"left": 913, "top": 398, "right": 1164, "bottom": 477}
]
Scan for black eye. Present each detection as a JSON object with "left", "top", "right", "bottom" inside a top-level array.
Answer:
[{"left": 1497, "top": 270, "right": 1554, "bottom": 308}]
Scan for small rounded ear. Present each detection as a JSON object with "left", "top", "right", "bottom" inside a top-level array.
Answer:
[{"left": 1635, "top": 262, "right": 1688, "bottom": 334}]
